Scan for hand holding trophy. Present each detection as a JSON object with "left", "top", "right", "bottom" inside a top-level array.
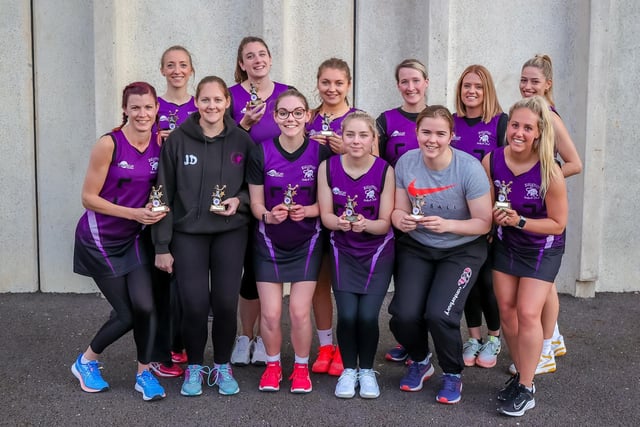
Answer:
[
  {"left": 149, "top": 185, "right": 169, "bottom": 212},
  {"left": 210, "top": 185, "right": 227, "bottom": 212}
]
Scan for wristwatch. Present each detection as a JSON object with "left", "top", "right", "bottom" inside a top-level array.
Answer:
[
  {"left": 515, "top": 216, "right": 527, "bottom": 230},
  {"left": 262, "top": 212, "right": 269, "bottom": 224}
]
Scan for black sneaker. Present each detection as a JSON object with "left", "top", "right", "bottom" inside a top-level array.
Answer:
[
  {"left": 497, "top": 372, "right": 519, "bottom": 401},
  {"left": 498, "top": 383, "right": 535, "bottom": 417}
]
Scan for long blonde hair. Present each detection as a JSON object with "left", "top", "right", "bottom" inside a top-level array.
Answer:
[
  {"left": 522, "top": 54, "right": 554, "bottom": 107},
  {"left": 508, "top": 96, "right": 558, "bottom": 196}
]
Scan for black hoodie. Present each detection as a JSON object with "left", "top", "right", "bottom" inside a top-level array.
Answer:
[{"left": 152, "top": 113, "right": 254, "bottom": 254}]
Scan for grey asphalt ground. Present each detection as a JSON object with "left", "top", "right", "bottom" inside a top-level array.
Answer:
[{"left": 1, "top": 292, "right": 638, "bottom": 426}]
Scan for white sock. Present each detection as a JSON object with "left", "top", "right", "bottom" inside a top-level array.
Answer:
[
  {"left": 80, "top": 355, "right": 93, "bottom": 364},
  {"left": 553, "top": 323, "right": 561, "bottom": 339},
  {"left": 266, "top": 353, "right": 281, "bottom": 363},
  {"left": 418, "top": 356, "right": 430, "bottom": 365},
  {"left": 542, "top": 339, "right": 552, "bottom": 356},
  {"left": 317, "top": 328, "right": 333, "bottom": 347},
  {"left": 294, "top": 354, "right": 309, "bottom": 365}
]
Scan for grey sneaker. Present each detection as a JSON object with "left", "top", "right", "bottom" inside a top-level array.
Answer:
[
  {"left": 230, "top": 336, "right": 251, "bottom": 366},
  {"left": 334, "top": 368, "right": 358, "bottom": 398},
  {"left": 476, "top": 335, "right": 501, "bottom": 368},
  {"left": 358, "top": 369, "right": 380, "bottom": 399},
  {"left": 462, "top": 338, "right": 482, "bottom": 367},
  {"left": 251, "top": 336, "right": 267, "bottom": 366}
]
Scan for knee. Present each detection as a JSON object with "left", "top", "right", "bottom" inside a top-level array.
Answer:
[{"left": 289, "top": 304, "right": 311, "bottom": 326}]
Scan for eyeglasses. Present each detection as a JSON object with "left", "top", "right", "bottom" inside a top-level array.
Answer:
[{"left": 275, "top": 108, "right": 306, "bottom": 120}]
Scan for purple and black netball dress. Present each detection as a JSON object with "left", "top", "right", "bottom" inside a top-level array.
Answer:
[
  {"left": 249, "top": 138, "right": 329, "bottom": 283},
  {"left": 327, "top": 155, "right": 394, "bottom": 295},
  {"left": 306, "top": 107, "right": 359, "bottom": 138},
  {"left": 452, "top": 114, "right": 505, "bottom": 162},
  {"left": 157, "top": 96, "right": 197, "bottom": 131},
  {"left": 74, "top": 130, "right": 160, "bottom": 278},
  {"left": 490, "top": 147, "right": 565, "bottom": 281},
  {"left": 379, "top": 108, "right": 419, "bottom": 167},
  {"left": 229, "top": 82, "right": 289, "bottom": 143}
]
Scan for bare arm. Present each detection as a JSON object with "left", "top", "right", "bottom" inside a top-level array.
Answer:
[{"left": 552, "top": 113, "right": 582, "bottom": 178}]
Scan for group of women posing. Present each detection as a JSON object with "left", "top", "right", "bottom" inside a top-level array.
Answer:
[{"left": 71, "top": 35, "right": 580, "bottom": 418}]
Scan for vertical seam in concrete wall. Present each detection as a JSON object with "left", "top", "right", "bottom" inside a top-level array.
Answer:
[
  {"left": 352, "top": 0, "right": 357, "bottom": 106},
  {"left": 30, "top": 0, "right": 41, "bottom": 292}
]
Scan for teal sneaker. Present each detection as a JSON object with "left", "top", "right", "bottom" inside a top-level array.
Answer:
[
  {"left": 135, "top": 370, "right": 166, "bottom": 401},
  {"left": 71, "top": 354, "right": 109, "bottom": 393},
  {"left": 209, "top": 363, "right": 239, "bottom": 395},
  {"left": 181, "top": 364, "right": 206, "bottom": 396}
]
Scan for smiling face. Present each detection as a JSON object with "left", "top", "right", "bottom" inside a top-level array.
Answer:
[
  {"left": 123, "top": 93, "right": 158, "bottom": 132},
  {"left": 161, "top": 49, "right": 193, "bottom": 90},
  {"left": 317, "top": 67, "right": 351, "bottom": 108},
  {"left": 274, "top": 95, "right": 309, "bottom": 139},
  {"left": 196, "top": 82, "right": 230, "bottom": 127},
  {"left": 460, "top": 72, "right": 484, "bottom": 113},
  {"left": 416, "top": 116, "right": 453, "bottom": 162},
  {"left": 507, "top": 107, "right": 540, "bottom": 154},
  {"left": 239, "top": 41, "right": 272, "bottom": 80},
  {"left": 397, "top": 67, "right": 428, "bottom": 108},
  {"left": 342, "top": 116, "right": 375, "bottom": 158},
  {"left": 520, "top": 66, "right": 552, "bottom": 99}
]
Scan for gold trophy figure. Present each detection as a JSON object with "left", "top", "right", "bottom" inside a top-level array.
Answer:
[
  {"left": 320, "top": 113, "right": 333, "bottom": 136},
  {"left": 343, "top": 195, "right": 359, "bottom": 223},
  {"left": 283, "top": 184, "right": 299, "bottom": 210},
  {"left": 149, "top": 185, "right": 169, "bottom": 212},
  {"left": 248, "top": 83, "right": 263, "bottom": 108},
  {"left": 410, "top": 195, "right": 426, "bottom": 219},
  {"left": 494, "top": 180, "right": 513, "bottom": 210},
  {"left": 210, "top": 185, "right": 227, "bottom": 212}
]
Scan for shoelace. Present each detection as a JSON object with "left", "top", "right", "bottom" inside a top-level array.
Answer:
[
  {"left": 207, "top": 365, "right": 232, "bottom": 387},
  {"left": 289, "top": 365, "right": 309, "bottom": 381},
  {"left": 441, "top": 374, "right": 460, "bottom": 391},
  {"left": 187, "top": 365, "right": 211, "bottom": 384},
  {"left": 138, "top": 370, "right": 159, "bottom": 387},
  {"left": 84, "top": 360, "right": 105, "bottom": 379},
  {"left": 338, "top": 369, "right": 358, "bottom": 384}
]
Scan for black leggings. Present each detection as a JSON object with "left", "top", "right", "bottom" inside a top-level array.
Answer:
[
  {"left": 462, "top": 251, "right": 500, "bottom": 331},
  {"left": 171, "top": 228, "right": 247, "bottom": 365},
  {"left": 389, "top": 236, "right": 487, "bottom": 374},
  {"left": 91, "top": 265, "right": 155, "bottom": 364},
  {"left": 334, "top": 291, "right": 387, "bottom": 370},
  {"left": 150, "top": 270, "right": 184, "bottom": 363}
]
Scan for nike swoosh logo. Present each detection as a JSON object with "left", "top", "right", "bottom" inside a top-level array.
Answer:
[{"left": 407, "top": 179, "right": 455, "bottom": 197}]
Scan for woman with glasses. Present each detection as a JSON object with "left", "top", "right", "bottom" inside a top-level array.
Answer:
[{"left": 247, "top": 89, "right": 331, "bottom": 394}]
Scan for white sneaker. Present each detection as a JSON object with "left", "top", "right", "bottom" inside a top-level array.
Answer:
[
  {"left": 476, "top": 336, "right": 501, "bottom": 368},
  {"left": 508, "top": 352, "right": 557, "bottom": 375},
  {"left": 358, "top": 369, "right": 380, "bottom": 399},
  {"left": 335, "top": 368, "right": 358, "bottom": 398},
  {"left": 230, "top": 336, "right": 251, "bottom": 366},
  {"left": 251, "top": 336, "right": 267, "bottom": 366},
  {"left": 462, "top": 338, "right": 482, "bottom": 367},
  {"left": 551, "top": 335, "right": 567, "bottom": 357}
]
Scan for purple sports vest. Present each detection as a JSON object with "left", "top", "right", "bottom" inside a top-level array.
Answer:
[
  {"left": 491, "top": 147, "right": 564, "bottom": 250},
  {"left": 306, "top": 108, "right": 359, "bottom": 138},
  {"left": 452, "top": 114, "right": 501, "bottom": 162},
  {"left": 382, "top": 109, "right": 418, "bottom": 167},
  {"left": 157, "top": 96, "right": 197, "bottom": 130},
  {"left": 229, "top": 82, "right": 289, "bottom": 143}
]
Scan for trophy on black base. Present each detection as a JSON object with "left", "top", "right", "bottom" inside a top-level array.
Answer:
[
  {"left": 149, "top": 185, "right": 169, "bottom": 212},
  {"left": 249, "top": 83, "right": 263, "bottom": 108},
  {"left": 168, "top": 110, "right": 178, "bottom": 131},
  {"left": 283, "top": 184, "right": 299, "bottom": 210},
  {"left": 410, "top": 195, "right": 426, "bottom": 220},
  {"left": 320, "top": 113, "right": 333, "bottom": 136},
  {"left": 210, "top": 185, "right": 227, "bottom": 212},
  {"left": 494, "top": 180, "right": 513, "bottom": 210}
]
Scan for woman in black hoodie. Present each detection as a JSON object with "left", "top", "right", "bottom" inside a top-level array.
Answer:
[{"left": 153, "top": 76, "right": 253, "bottom": 397}]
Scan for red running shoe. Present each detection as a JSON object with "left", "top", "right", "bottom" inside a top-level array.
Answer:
[
  {"left": 171, "top": 350, "right": 187, "bottom": 364},
  {"left": 289, "top": 363, "right": 312, "bottom": 393},
  {"left": 150, "top": 362, "right": 184, "bottom": 378},
  {"left": 328, "top": 346, "right": 344, "bottom": 377},
  {"left": 311, "top": 345, "right": 335, "bottom": 373},
  {"left": 259, "top": 361, "right": 282, "bottom": 392}
]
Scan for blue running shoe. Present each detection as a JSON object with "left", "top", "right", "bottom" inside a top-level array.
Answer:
[
  {"left": 71, "top": 354, "right": 109, "bottom": 393},
  {"left": 399, "top": 359, "right": 434, "bottom": 391},
  {"left": 385, "top": 344, "right": 408, "bottom": 362},
  {"left": 135, "top": 370, "right": 166, "bottom": 401},
  {"left": 181, "top": 364, "right": 206, "bottom": 397},
  {"left": 209, "top": 363, "right": 239, "bottom": 395},
  {"left": 436, "top": 373, "right": 462, "bottom": 404}
]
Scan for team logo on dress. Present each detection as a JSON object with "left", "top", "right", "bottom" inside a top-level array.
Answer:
[
  {"left": 524, "top": 183, "right": 541, "bottom": 200},
  {"left": 149, "top": 157, "right": 159, "bottom": 172},
  {"left": 477, "top": 131, "right": 491, "bottom": 145},
  {"left": 118, "top": 161, "right": 134, "bottom": 170},
  {"left": 332, "top": 187, "right": 346, "bottom": 196},
  {"left": 230, "top": 152, "right": 244, "bottom": 166},
  {"left": 301, "top": 165, "right": 316, "bottom": 182},
  {"left": 390, "top": 130, "right": 406, "bottom": 137},
  {"left": 267, "top": 169, "right": 284, "bottom": 178},
  {"left": 363, "top": 185, "right": 377, "bottom": 202}
]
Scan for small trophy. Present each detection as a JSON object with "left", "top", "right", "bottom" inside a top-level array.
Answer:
[
  {"left": 410, "top": 195, "right": 426, "bottom": 219},
  {"left": 494, "top": 180, "right": 513, "bottom": 210},
  {"left": 283, "top": 184, "right": 299, "bottom": 210},
  {"left": 320, "top": 113, "right": 333, "bottom": 136},
  {"left": 343, "top": 195, "right": 359, "bottom": 222},
  {"left": 210, "top": 185, "right": 227, "bottom": 212},
  {"left": 149, "top": 185, "right": 169, "bottom": 212},
  {"left": 248, "top": 83, "right": 262, "bottom": 108},
  {"left": 168, "top": 110, "right": 178, "bottom": 130}
]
